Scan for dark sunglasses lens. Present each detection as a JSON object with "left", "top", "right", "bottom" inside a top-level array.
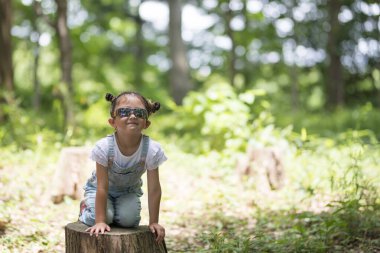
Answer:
[
  {"left": 117, "top": 108, "right": 147, "bottom": 118},
  {"left": 134, "top": 109, "right": 146, "bottom": 118},
  {"left": 118, "top": 108, "right": 132, "bottom": 118}
]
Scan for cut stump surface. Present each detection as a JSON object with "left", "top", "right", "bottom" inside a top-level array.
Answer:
[{"left": 65, "top": 222, "right": 167, "bottom": 253}]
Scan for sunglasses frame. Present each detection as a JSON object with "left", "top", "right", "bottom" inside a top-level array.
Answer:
[{"left": 114, "top": 107, "right": 148, "bottom": 119}]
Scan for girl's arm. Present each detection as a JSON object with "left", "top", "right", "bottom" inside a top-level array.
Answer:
[
  {"left": 147, "top": 168, "right": 165, "bottom": 243},
  {"left": 85, "top": 162, "right": 110, "bottom": 236}
]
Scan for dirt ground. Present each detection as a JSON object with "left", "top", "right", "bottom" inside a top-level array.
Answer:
[{"left": 0, "top": 148, "right": 259, "bottom": 252}]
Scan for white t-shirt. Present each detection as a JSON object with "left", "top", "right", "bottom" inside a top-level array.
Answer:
[{"left": 90, "top": 134, "right": 167, "bottom": 171}]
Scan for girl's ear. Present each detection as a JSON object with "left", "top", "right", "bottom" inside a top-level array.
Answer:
[
  {"left": 144, "top": 120, "right": 151, "bottom": 129},
  {"left": 108, "top": 118, "right": 115, "bottom": 128}
]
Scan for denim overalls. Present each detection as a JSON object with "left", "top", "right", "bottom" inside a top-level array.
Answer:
[{"left": 79, "top": 134, "right": 149, "bottom": 227}]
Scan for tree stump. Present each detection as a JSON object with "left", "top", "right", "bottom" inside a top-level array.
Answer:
[
  {"left": 65, "top": 222, "right": 167, "bottom": 253},
  {"left": 51, "top": 147, "right": 93, "bottom": 204},
  {"left": 236, "top": 146, "right": 286, "bottom": 192}
]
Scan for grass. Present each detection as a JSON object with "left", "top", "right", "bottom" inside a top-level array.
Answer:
[{"left": 0, "top": 131, "right": 380, "bottom": 252}]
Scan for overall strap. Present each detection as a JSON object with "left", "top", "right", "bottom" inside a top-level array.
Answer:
[
  {"left": 107, "top": 134, "right": 115, "bottom": 168},
  {"left": 140, "top": 135, "right": 149, "bottom": 164}
]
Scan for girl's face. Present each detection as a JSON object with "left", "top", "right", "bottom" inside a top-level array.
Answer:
[{"left": 108, "top": 95, "right": 150, "bottom": 134}]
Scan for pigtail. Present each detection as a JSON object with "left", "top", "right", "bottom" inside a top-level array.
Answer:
[
  {"left": 148, "top": 101, "right": 160, "bottom": 114},
  {"left": 105, "top": 93, "right": 116, "bottom": 117},
  {"left": 105, "top": 93, "right": 115, "bottom": 102}
]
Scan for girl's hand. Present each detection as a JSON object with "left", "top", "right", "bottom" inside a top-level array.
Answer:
[
  {"left": 85, "top": 222, "right": 111, "bottom": 237},
  {"left": 149, "top": 223, "right": 165, "bottom": 243}
]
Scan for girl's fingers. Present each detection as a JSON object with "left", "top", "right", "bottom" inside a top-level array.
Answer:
[
  {"left": 85, "top": 224, "right": 110, "bottom": 236},
  {"left": 93, "top": 227, "right": 99, "bottom": 236},
  {"left": 156, "top": 228, "right": 165, "bottom": 243}
]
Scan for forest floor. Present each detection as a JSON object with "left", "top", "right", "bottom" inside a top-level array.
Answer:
[
  {"left": 1, "top": 141, "right": 380, "bottom": 252},
  {"left": 0, "top": 146, "right": 253, "bottom": 252}
]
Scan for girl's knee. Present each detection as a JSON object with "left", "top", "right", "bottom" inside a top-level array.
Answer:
[
  {"left": 79, "top": 200, "right": 114, "bottom": 226},
  {"left": 116, "top": 211, "right": 141, "bottom": 227},
  {"left": 79, "top": 209, "right": 96, "bottom": 226},
  {"left": 106, "top": 206, "right": 114, "bottom": 224},
  {"left": 115, "top": 195, "right": 141, "bottom": 227},
  {"left": 80, "top": 211, "right": 114, "bottom": 226}
]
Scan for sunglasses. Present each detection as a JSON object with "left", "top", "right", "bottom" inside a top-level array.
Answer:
[{"left": 114, "top": 107, "right": 148, "bottom": 119}]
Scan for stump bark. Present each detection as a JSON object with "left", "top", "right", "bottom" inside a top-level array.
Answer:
[{"left": 65, "top": 222, "right": 167, "bottom": 253}]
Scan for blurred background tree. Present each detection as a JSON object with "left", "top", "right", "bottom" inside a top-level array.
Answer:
[
  {"left": 0, "top": 0, "right": 379, "bottom": 148},
  {"left": 0, "top": 0, "right": 14, "bottom": 93}
]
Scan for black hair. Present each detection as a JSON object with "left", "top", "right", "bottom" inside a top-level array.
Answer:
[{"left": 105, "top": 91, "right": 160, "bottom": 118}]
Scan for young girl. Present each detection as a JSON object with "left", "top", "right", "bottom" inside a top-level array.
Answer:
[{"left": 79, "top": 91, "right": 167, "bottom": 243}]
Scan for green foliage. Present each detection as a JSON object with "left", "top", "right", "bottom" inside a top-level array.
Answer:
[
  {"left": 0, "top": 92, "right": 59, "bottom": 149},
  {"left": 195, "top": 139, "right": 380, "bottom": 253},
  {"left": 0, "top": 90, "right": 102, "bottom": 150},
  {"left": 199, "top": 231, "right": 252, "bottom": 253},
  {"left": 165, "top": 75, "right": 276, "bottom": 154},
  {"left": 275, "top": 102, "right": 380, "bottom": 142}
]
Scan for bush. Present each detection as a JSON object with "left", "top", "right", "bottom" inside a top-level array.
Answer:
[{"left": 167, "top": 77, "right": 281, "bottom": 154}]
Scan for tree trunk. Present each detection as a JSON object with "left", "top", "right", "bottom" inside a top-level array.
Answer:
[
  {"left": 225, "top": 3, "right": 237, "bottom": 88},
  {"left": 31, "top": 2, "right": 41, "bottom": 110},
  {"left": 168, "top": 0, "right": 192, "bottom": 105},
  {"left": 65, "top": 222, "right": 168, "bottom": 253},
  {"left": 0, "top": 0, "right": 14, "bottom": 91},
  {"left": 55, "top": 0, "right": 75, "bottom": 129},
  {"left": 33, "top": 36, "right": 41, "bottom": 110},
  {"left": 326, "top": 0, "right": 344, "bottom": 108},
  {"left": 55, "top": 0, "right": 73, "bottom": 92},
  {"left": 241, "top": 1, "right": 251, "bottom": 90},
  {"left": 290, "top": 64, "right": 299, "bottom": 111},
  {"left": 133, "top": 3, "right": 144, "bottom": 87}
]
